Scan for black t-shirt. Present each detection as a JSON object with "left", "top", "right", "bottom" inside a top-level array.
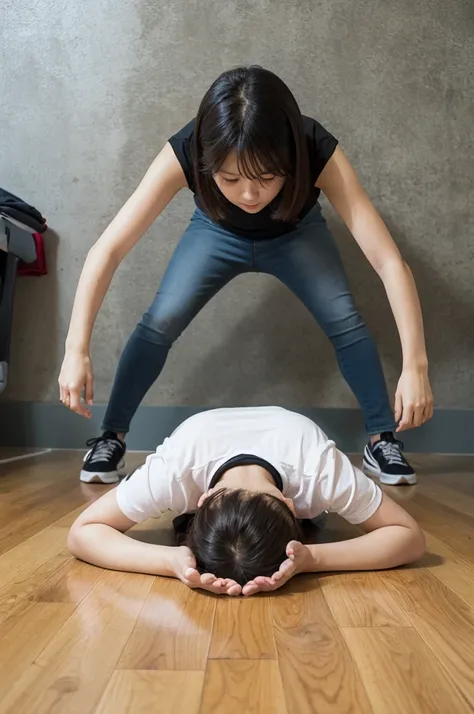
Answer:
[{"left": 168, "top": 116, "right": 338, "bottom": 240}]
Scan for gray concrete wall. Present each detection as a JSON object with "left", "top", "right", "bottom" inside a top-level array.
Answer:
[{"left": 1, "top": 0, "right": 473, "bottom": 410}]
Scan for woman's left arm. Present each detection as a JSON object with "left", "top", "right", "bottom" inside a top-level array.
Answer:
[
  {"left": 316, "top": 146, "right": 433, "bottom": 430},
  {"left": 241, "top": 492, "right": 425, "bottom": 596}
]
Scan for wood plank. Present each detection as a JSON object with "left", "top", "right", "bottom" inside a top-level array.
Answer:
[
  {"left": 200, "top": 660, "right": 287, "bottom": 714},
  {"left": 0, "top": 527, "right": 71, "bottom": 622},
  {"left": 0, "top": 479, "right": 109, "bottom": 555},
  {"left": 1, "top": 475, "right": 76, "bottom": 508},
  {"left": 422, "top": 532, "right": 474, "bottom": 608},
  {"left": 428, "top": 468, "right": 474, "bottom": 497},
  {"left": 0, "top": 448, "right": 126, "bottom": 509},
  {"left": 0, "top": 450, "right": 83, "bottom": 496},
  {"left": 0, "top": 552, "right": 71, "bottom": 624},
  {"left": 118, "top": 577, "right": 215, "bottom": 671},
  {"left": 209, "top": 595, "right": 275, "bottom": 659},
  {"left": 95, "top": 670, "right": 204, "bottom": 714},
  {"left": 0, "top": 602, "right": 75, "bottom": 703},
  {"left": 0, "top": 483, "right": 110, "bottom": 620},
  {"left": 417, "top": 480, "right": 474, "bottom": 518},
  {"left": 0, "top": 450, "right": 472, "bottom": 714},
  {"left": 0, "top": 478, "right": 108, "bottom": 602},
  {"left": 0, "top": 570, "right": 153, "bottom": 714},
  {"left": 33, "top": 558, "right": 103, "bottom": 603},
  {"left": 319, "top": 571, "right": 411, "bottom": 627},
  {"left": 381, "top": 566, "right": 474, "bottom": 708},
  {"left": 342, "top": 627, "right": 471, "bottom": 714},
  {"left": 272, "top": 576, "right": 373, "bottom": 714},
  {"left": 396, "top": 493, "right": 474, "bottom": 564},
  {"left": 407, "top": 454, "right": 474, "bottom": 478}
]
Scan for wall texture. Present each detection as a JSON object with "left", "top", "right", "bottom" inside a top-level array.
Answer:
[{"left": 1, "top": 1, "right": 473, "bottom": 418}]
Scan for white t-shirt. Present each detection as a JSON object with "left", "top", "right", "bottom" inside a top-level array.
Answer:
[{"left": 116, "top": 406, "right": 382, "bottom": 525}]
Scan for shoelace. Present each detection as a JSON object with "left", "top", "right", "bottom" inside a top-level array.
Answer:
[
  {"left": 374, "top": 439, "right": 406, "bottom": 466},
  {"left": 85, "top": 436, "right": 122, "bottom": 464}
]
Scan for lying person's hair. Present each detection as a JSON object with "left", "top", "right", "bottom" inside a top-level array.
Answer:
[{"left": 186, "top": 488, "right": 303, "bottom": 586}]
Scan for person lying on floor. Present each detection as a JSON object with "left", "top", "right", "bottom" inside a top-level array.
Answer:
[{"left": 67, "top": 406, "right": 425, "bottom": 597}]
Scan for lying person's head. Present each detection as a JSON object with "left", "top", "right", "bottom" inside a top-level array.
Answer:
[{"left": 186, "top": 488, "right": 302, "bottom": 586}]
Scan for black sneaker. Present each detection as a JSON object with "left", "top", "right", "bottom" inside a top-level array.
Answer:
[
  {"left": 80, "top": 431, "right": 126, "bottom": 484},
  {"left": 363, "top": 432, "right": 416, "bottom": 485}
]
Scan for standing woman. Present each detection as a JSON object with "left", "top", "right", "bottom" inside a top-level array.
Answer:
[{"left": 58, "top": 66, "right": 433, "bottom": 485}]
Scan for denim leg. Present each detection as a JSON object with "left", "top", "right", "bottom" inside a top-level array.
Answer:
[
  {"left": 102, "top": 211, "right": 254, "bottom": 434},
  {"left": 257, "top": 206, "right": 396, "bottom": 434}
]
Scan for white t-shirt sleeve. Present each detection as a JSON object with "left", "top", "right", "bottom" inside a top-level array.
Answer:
[
  {"left": 312, "top": 443, "right": 382, "bottom": 524},
  {"left": 115, "top": 452, "right": 173, "bottom": 523}
]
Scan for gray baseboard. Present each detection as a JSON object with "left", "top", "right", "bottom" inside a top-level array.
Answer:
[{"left": 0, "top": 402, "right": 472, "bottom": 454}]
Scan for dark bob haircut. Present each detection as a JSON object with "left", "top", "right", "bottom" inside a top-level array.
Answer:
[
  {"left": 185, "top": 488, "right": 303, "bottom": 587},
  {"left": 193, "top": 66, "right": 311, "bottom": 223}
]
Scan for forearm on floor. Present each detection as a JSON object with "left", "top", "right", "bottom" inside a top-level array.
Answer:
[
  {"left": 67, "top": 523, "right": 177, "bottom": 577},
  {"left": 305, "top": 525, "right": 425, "bottom": 572}
]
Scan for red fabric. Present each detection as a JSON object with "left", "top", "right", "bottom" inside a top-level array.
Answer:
[{"left": 17, "top": 232, "right": 47, "bottom": 276}]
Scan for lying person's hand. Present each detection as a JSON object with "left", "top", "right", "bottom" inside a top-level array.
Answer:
[
  {"left": 242, "top": 541, "right": 312, "bottom": 596},
  {"left": 171, "top": 546, "right": 242, "bottom": 596}
]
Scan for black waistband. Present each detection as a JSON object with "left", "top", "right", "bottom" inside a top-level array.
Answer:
[{"left": 209, "top": 453, "right": 283, "bottom": 491}]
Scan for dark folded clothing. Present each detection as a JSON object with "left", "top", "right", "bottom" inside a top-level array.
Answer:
[{"left": 0, "top": 187, "right": 47, "bottom": 233}]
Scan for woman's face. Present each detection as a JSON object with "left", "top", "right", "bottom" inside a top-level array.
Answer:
[{"left": 213, "top": 150, "right": 286, "bottom": 213}]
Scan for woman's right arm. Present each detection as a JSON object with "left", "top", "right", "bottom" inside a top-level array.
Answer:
[
  {"left": 59, "top": 142, "right": 187, "bottom": 416},
  {"left": 67, "top": 488, "right": 242, "bottom": 595}
]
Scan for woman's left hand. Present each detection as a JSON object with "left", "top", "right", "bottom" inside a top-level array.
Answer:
[
  {"left": 395, "top": 367, "right": 434, "bottom": 432},
  {"left": 241, "top": 541, "right": 312, "bottom": 596}
]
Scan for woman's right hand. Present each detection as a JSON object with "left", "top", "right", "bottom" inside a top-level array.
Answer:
[
  {"left": 58, "top": 350, "right": 94, "bottom": 419},
  {"left": 241, "top": 541, "right": 313, "bottom": 596}
]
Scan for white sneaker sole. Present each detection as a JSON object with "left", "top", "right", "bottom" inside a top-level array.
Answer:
[
  {"left": 80, "top": 458, "right": 125, "bottom": 484},
  {"left": 363, "top": 448, "right": 417, "bottom": 486}
]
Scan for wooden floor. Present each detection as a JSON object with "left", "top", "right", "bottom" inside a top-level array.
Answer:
[{"left": 0, "top": 449, "right": 473, "bottom": 714}]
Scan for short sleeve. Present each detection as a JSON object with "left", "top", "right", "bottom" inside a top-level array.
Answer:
[
  {"left": 115, "top": 452, "right": 172, "bottom": 523},
  {"left": 311, "top": 444, "right": 382, "bottom": 524},
  {"left": 303, "top": 116, "right": 339, "bottom": 184},
  {"left": 168, "top": 118, "right": 196, "bottom": 192}
]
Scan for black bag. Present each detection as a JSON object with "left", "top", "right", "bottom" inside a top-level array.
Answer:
[{"left": 0, "top": 187, "right": 46, "bottom": 233}]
